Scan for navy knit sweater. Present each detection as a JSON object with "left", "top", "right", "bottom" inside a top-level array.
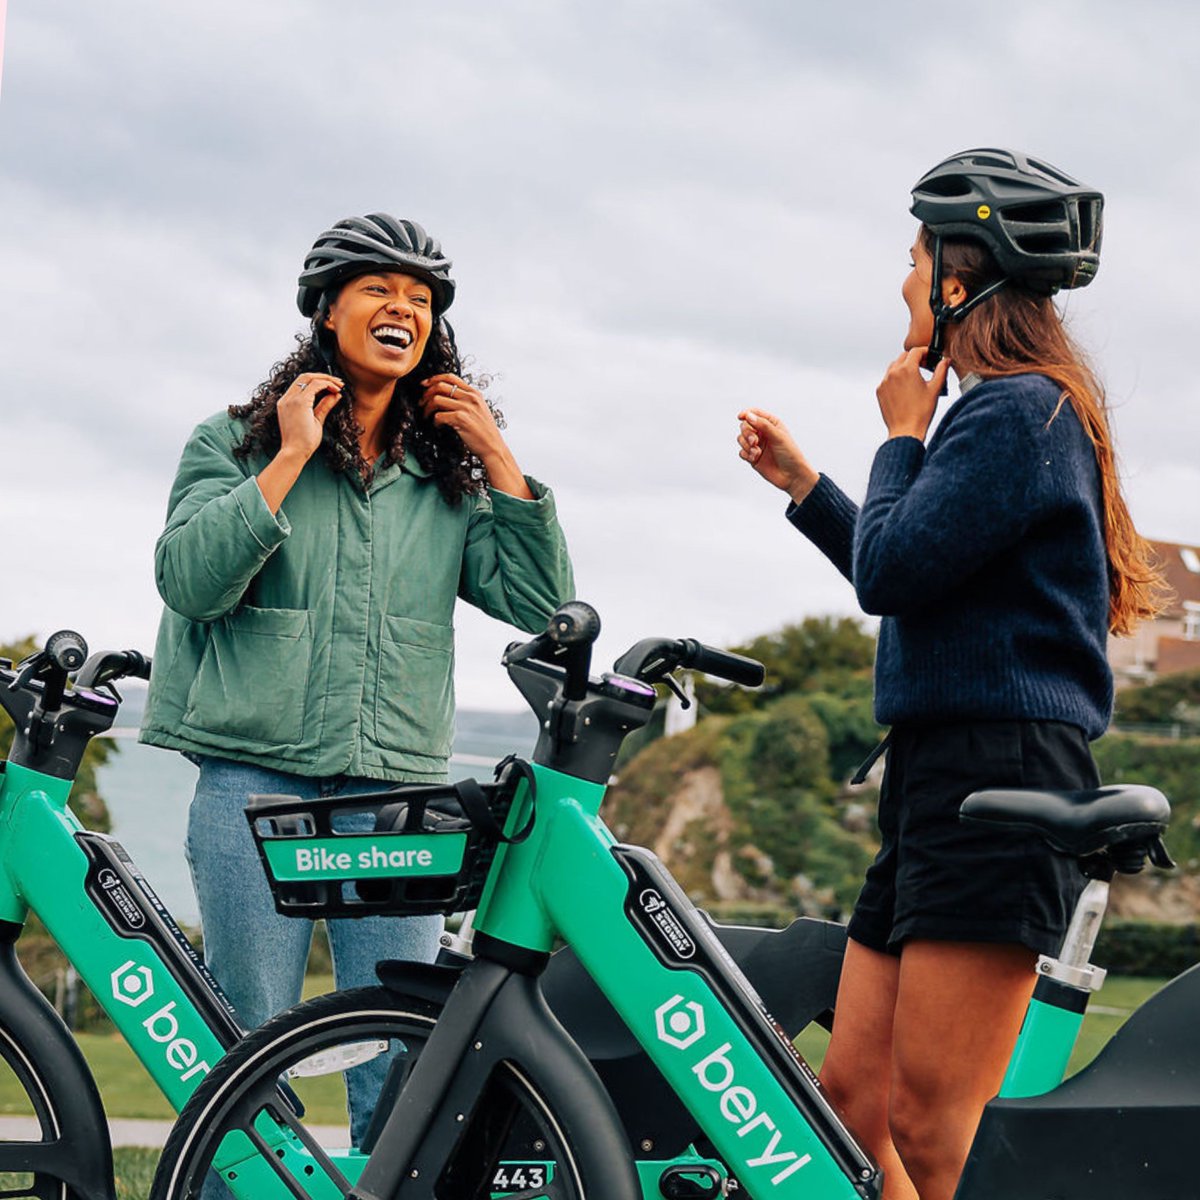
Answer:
[{"left": 787, "top": 373, "right": 1113, "bottom": 739}]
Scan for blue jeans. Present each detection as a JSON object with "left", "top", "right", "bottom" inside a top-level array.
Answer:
[{"left": 186, "top": 755, "right": 442, "bottom": 1146}]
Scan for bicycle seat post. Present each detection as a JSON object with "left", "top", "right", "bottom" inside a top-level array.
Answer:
[{"left": 1047, "top": 876, "right": 1110, "bottom": 987}]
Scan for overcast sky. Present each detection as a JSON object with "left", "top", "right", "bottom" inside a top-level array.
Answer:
[{"left": 2, "top": 2, "right": 1198, "bottom": 708}]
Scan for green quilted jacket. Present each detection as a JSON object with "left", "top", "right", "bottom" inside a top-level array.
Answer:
[{"left": 140, "top": 412, "right": 574, "bottom": 781}]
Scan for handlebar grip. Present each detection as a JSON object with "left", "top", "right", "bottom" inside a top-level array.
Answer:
[
  {"left": 680, "top": 640, "right": 765, "bottom": 688},
  {"left": 44, "top": 630, "right": 88, "bottom": 673},
  {"left": 546, "top": 601, "right": 602, "bottom": 647},
  {"left": 127, "top": 651, "right": 153, "bottom": 681},
  {"left": 75, "top": 650, "right": 153, "bottom": 689}
]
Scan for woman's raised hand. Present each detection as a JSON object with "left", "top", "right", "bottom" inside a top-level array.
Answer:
[
  {"left": 275, "top": 373, "right": 344, "bottom": 461},
  {"left": 875, "top": 348, "right": 950, "bottom": 441},
  {"left": 256, "top": 372, "right": 344, "bottom": 514},
  {"left": 737, "top": 409, "right": 820, "bottom": 504},
  {"left": 421, "top": 374, "right": 533, "bottom": 499}
]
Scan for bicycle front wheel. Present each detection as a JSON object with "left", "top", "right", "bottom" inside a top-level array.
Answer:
[{"left": 150, "top": 985, "right": 591, "bottom": 1200}]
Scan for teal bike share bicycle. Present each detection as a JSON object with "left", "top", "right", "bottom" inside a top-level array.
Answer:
[
  {"left": 0, "top": 632, "right": 247, "bottom": 1200},
  {"left": 145, "top": 601, "right": 1193, "bottom": 1200},
  {"left": 0, "top": 623, "right": 845, "bottom": 1200},
  {"left": 1, "top": 612, "right": 1192, "bottom": 1200}
]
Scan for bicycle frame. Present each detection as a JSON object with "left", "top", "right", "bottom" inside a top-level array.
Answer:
[
  {"left": 0, "top": 761, "right": 237, "bottom": 1101},
  {"left": 248, "top": 759, "right": 881, "bottom": 1200},
  {"left": 476, "top": 763, "right": 877, "bottom": 1199}
]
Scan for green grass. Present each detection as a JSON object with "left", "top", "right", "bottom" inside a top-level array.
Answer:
[
  {"left": 114, "top": 1148, "right": 160, "bottom": 1200},
  {"left": 1065, "top": 974, "right": 1169, "bottom": 1073}
]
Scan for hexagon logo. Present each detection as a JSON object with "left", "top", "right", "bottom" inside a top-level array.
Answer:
[
  {"left": 655, "top": 994, "right": 706, "bottom": 1050},
  {"left": 111, "top": 960, "right": 155, "bottom": 1008}
]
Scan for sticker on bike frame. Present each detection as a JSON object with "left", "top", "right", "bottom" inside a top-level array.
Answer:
[
  {"left": 634, "top": 886, "right": 697, "bottom": 960},
  {"left": 491, "top": 1160, "right": 553, "bottom": 1196},
  {"left": 80, "top": 833, "right": 243, "bottom": 1042},
  {"left": 261, "top": 834, "right": 467, "bottom": 882}
]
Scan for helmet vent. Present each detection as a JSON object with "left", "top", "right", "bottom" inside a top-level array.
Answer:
[
  {"left": 1077, "top": 200, "right": 1102, "bottom": 251},
  {"left": 1015, "top": 230, "right": 1071, "bottom": 253},
  {"left": 920, "top": 175, "right": 974, "bottom": 198},
  {"left": 1026, "top": 157, "right": 1078, "bottom": 188},
  {"left": 1003, "top": 200, "right": 1068, "bottom": 227},
  {"left": 968, "top": 151, "right": 1017, "bottom": 171}
]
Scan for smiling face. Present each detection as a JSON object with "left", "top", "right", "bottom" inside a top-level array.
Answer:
[{"left": 322, "top": 271, "right": 436, "bottom": 389}]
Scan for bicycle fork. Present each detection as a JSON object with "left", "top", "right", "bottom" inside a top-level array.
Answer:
[{"left": 351, "top": 957, "right": 642, "bottom": 1200}]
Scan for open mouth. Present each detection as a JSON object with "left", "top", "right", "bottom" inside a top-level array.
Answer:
[{"left": 371, "top": 325, "right": 414, "bottom": 351}]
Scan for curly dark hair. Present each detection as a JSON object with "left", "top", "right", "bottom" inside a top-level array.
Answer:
[{"left": 229, "top": 318, "right": 499, "bottom": 504}]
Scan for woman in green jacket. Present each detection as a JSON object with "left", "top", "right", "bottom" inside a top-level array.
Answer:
[{"left": 141, "top": 214, "right": 574, "bottom": 1143}]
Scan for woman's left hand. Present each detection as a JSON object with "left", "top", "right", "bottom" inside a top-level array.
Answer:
[
  {"left": 875, "top": 347, "right": 951, "bottom": 442},
  {"left": 421, "top": 374, "right": 533, "bottom": 498}
]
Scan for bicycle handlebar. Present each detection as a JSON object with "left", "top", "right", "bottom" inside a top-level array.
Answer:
[
  {"left": 545, "top": 601, "right": 602, "bottom": 647},
  {"left": 509, "top": 603, "right": 765, "bottom": 690},
  {"left": 674, "top": 639, "right": 765, "bottom": 688},
  {"left": 44, "top": 631, "right": 88, "bottom": 673},
  {"left": 75, "top": 650, "right": 153, "bottom": 689},
  {"left": 503, "top": 603, "right": 765, "bottom": 783}
]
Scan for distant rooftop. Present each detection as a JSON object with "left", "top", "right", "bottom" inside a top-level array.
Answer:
[{"left": 1151, "top": 540, "right": 1200, "bottom": 615}]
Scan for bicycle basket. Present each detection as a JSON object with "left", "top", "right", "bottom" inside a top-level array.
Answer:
[{"left": 246, "top": 759, "right": 534, "bottom": 918}]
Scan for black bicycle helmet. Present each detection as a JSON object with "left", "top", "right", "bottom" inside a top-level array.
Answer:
[
  {"left": 911, "top": 148, "right": 1103, "bottom": 294},
  {"left": 296, "top": 213, "right": 456, "bottom": 317}
]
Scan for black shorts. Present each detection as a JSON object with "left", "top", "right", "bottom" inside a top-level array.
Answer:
[{"left": 847, "top": 720, "right": 1099, "bottom": 957}]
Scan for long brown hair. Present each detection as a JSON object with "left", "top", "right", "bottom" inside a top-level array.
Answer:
[{"left": 923, "top": 225, "right": 1167, "bottom": 635}]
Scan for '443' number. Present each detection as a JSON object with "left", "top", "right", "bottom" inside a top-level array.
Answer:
[{"left": 491, "top": 1162, "right": 548, "bottom": 1193}]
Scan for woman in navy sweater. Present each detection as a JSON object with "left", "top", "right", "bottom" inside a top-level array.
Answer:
[{"left": 738, "top": 150, "right": 1164, "bottom": 1200}]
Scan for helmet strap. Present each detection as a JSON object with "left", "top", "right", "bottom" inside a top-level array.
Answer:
[
  {"left": 926, "top": 234, "right": 1009, "bottom": 371},
  {"left": 311, "top": 295, "right": 339, "bottom": 372}
]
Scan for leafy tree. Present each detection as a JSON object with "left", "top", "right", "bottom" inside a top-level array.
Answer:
[
  {"left": 1093, "top": 732, "right": 1200, "bottom": 870},
  {"left": 696, "top": 616, "right": 876, "bottom": 716},
  {"left": 604, "top": 691, "right": 877, "bottom": 918},
  {"left": 718, "top": 696, "right": 874, "bottom": 910},
  {"left": 1114, "top": 670, "right": 1200, "bottom": 733},
  {"left": 804, "top": 686, "right": 882, "bottom": 782}
]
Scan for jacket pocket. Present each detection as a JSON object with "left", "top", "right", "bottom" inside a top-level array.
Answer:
[
  {"left": 374, "top": 614, "right": 455, "bottom": 758},
  {"left": 182, "top": 606, "right": 313, "bottom": 746}
]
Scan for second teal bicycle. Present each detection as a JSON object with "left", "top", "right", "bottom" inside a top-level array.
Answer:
[{"left": 148, "top": 602, "right": 1190, "bottom": 1200}]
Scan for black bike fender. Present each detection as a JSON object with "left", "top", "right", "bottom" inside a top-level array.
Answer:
[
  {"left": 0, "top": 936, "right": 115, "bottom": 1200},
  {"left": 374, "top": 957, "right": 463, "bottom": 1006},
  {"left": 483, "top": 971, "right": 642, "bottom": 1199}
]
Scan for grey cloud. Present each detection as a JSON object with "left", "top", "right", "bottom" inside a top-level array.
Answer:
[{"left": 1, "top": 1, "right": 1197, "bottom": 681}]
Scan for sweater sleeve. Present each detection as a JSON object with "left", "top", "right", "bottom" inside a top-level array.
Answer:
[
  {"left": 853, "top": 386, "right": 1052, "bottom": 616},
  {"left": 458, "top": 476, "right": 575, "bottom": 632},
  {"left": 154, "top": 421, "right": 290, "bottom": 622},
  {"left": 786, "top": 474, "right": 860, "bottom": 583}
]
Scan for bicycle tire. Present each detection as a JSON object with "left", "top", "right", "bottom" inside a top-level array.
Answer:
[
  {"left": 0, "top": 1021, "right": 72, "bottom": 1200},
  {"left": 150, "top": 985, "right": 593, "bottom": 1200}
]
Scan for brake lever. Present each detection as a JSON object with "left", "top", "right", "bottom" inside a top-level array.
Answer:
[
  {"left": 660, "top": 673, "right": 691, "bottom": 709},
  {"left": 10, "top": 653, "right": 49, "bottom": 693},
  {"left": 502, "top": 635, "right": 554, "bottom": 667}
]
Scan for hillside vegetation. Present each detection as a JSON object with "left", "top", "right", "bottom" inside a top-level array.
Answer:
[
  {"left": 603, "top": 630, "right": 1200, "bottom": 935},
  {"left": 603, "top": 618, "right": 883, "bottom": 921}
]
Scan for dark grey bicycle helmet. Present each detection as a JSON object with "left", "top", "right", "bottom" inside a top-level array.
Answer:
[
  {"left": 911, "top": 149, "right": 1103, "bottom": 370},
  {"left": 296, "top": 213, "right": 456, "bottom": 317},
  {"left": 911, "top": 148, "right": 1103, "bottom": 294}
]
